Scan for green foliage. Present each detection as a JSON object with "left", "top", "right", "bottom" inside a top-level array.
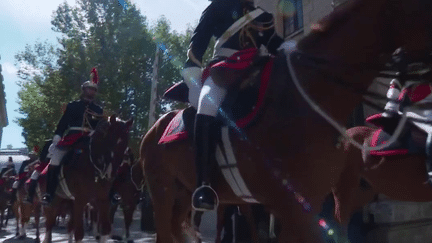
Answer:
[{"left": 15, "top": 0, "right": 216, "bottom": 152}]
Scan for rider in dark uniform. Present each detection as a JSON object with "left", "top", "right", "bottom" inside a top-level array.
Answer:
[
  {"left": 182, "top": 0, "right": 285, "bottom": 211},
  {"left": 0, "top": 157, "right": 16, "bottom": 178},
  {"left": 9, "top": 149, "right": 39, "bottom": 206},
  {"left": 24, "top": 140, "right": 52, "bottom": 204},
  {"left": 41, "top": 68, "right": 104, "bottom": 205}
]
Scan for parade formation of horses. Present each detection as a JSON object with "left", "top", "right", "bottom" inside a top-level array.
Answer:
[
  {"left": 43, "top": 115, "right": 133, "bottom": 243},
  {"left": 140, "top": 0, "right": 432, "bottom": 242}
]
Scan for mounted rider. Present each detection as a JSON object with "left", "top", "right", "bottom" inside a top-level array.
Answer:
[
  {"left": 0, "top": 157, "right": 16, "bottom": 179},
  {"left": 182, "top": 0, "right": 289, "bottom": 211},
  {"left": 368, "top": 48, "right": 432, "bottom": 185},
  {"left": 9, "top": 147, "right": 39, "bottom": 206},
  {"left": 41, "top": 68, "right": 104, "bottom": 205},
  {"left": 25, "top": 139, "right": 52, "bottom": 204}
]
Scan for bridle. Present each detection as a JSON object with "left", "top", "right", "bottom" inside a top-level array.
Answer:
[{"left": 284, "top": 0, "right": 432, "bottom": 152}]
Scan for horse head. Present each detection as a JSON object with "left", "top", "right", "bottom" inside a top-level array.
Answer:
[
  {"left": 297, "top": 0, "right": 432, "bottom": 81},
  {"left": 90, "top": 115, "right": 133, "bottom": 179}
]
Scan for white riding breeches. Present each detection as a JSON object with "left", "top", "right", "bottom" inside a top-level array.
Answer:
[
  {"left": 30, "top": 170, "right": 40, "bottom": 180},
  {"left": 12, "top": 180, "right": 19, "bottom": 189},
  {"left": 197, "top": 76, "right": 227, "bottom": 117},
  {"left": 50, "top": 147, "right": 68, "bottom": 166},
  {"left": 182, "top": 67, "right": 203, "bottom": 109}
]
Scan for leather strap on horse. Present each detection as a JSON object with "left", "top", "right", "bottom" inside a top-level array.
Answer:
[
  {"left": 286, "top": 49, "right": 409, "bottom": 152},
  {"left": 130, "top": 162, "right": 145, "bottom": 192}
]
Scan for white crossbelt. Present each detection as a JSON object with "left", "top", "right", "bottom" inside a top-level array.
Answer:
[{"left": 213, "top": 8, "right": 265, "bottom": 58}]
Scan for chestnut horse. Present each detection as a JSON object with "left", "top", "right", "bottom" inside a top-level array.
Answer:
[
  {"left": 110, "top": 149, "right": 144, "bottom": 243},
  {"left": 43, "top": 115, "right": 133, "bottom": 243},
  {"left": 332, "top": 125, "right": 432, "bottom": 235},
  {"left": 0, "top": 175, "right": 13, "bottom": 229},
  {"left": 141, "top": 0, "right": 432, "bottom": 242},
  {"left": 12, "top": 163, "right": 42, "bottom": 242}
]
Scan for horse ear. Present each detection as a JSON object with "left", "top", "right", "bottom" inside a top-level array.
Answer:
[
  {"left": 110, "top": 115, "right": 117, "bottom": 124},
  {"left": 126, "top": 118, "right": 134, "bottom": 128}
]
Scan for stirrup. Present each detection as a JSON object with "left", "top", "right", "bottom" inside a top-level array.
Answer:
[{"left": 192, "top": 185, "right": 220, "bottom": 212}]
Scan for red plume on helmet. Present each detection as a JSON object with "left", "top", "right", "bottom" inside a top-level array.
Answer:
[
  {"left": 81, "top": 67, "right": 99, "bottom": 90},
  {"left": 90, "top": 67, "right": 99, "bottom": 85}
]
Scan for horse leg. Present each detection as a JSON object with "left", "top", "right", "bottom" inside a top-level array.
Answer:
[
  {"left": 42, "top": 207, "right": 56, "bottom": 243},
  {"left": 123, "top": 204, "right": 134, "bottom": 243},
  {"left": 67, "top": 212, "right": 74, "bottom": 243},
  {"left": 19, "top": 203, "right": 32, "bottom": 239},
  {"left": 96, "top": 199, "right": 112, "bottom": 242},
  {"left": 171, "top": 188, "right": 193, "bottom": 242},
  {"left": 14, "top": 203, "right": 19, "bottom": 237},
  {"left": 0, "top": 208, "right": 3, "bottom": 228},
  {"left": 35, "top": 203, "right": 41, "bottom": 243},
  {"left": 72, "top": 201, "right": 86, "bottom": 242},
  {"left": 215, "top": 205, "right": 227, "bottom": 243},
  {"left": 148, "top": 176, "right": 176, "bottom": 243},
  {"left": 238, "top": 204, "right": 260, "bottom": 243},
  {"left": 91, "top": 206, "right": 100, "bottom": 240}
]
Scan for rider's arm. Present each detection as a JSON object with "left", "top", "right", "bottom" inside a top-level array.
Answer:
[
  {"left": 185, "top": 1, "right": 223, "bottom": 68},
  {"left": 54, "top": 102, "right": 72, "bottom": 137}
]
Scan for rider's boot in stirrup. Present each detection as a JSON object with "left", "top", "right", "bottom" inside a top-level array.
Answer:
[
  {"left": 24, "top": 179, "right": 38, "bottom": 204},
  {"left": 41, "top": 165, "right": 61, "bottom": 205}
]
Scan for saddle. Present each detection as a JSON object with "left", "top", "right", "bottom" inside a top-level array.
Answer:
[
  {"left": 160, "top": 51, "right": 274, "bottom": 144},
  {"left": 367, "top": 82, "right": 432, "bottom": 156}
]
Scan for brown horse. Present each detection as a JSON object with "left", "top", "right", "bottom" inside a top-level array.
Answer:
[
  {"left": 141, "top": 0, "right": 432, "bottom": 242},
  {"left": 332, "top": 125, "right": 432, "bottom": 235},
  {"left": 0, "top": 175, "right": 13, "bottom": 229},
  {"left": 12, "top": 164, "right": 42, "bottom": 242},
  {"left": 110, "top": 149, "right": 144, "bottom": 243},
  {"left": 43, "top": 115, "right": 133, "bottom": 243}
]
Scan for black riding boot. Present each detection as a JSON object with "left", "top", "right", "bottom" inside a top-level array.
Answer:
[
  {"left": 24, "top": 179, "right": 38, "bottom": 204},
  {"left": 42, "top": 165, "right": 61, "bottom": 205},
  {"left": 192, "top": 114, "right": 219, "bottom": 211}
]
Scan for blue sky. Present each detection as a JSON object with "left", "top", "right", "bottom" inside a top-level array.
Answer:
[{"left": 0, "top": 0, "right": 210, "bottom": 149}]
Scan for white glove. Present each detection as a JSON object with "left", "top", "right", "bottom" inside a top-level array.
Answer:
[
  {"left": 181, "top": 67, "right": 203, "bottom": 109},
  {"left": 278, "top": 40, "right": 298, "bottom": 56}
]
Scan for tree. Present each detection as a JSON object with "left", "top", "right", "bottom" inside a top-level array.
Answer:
[{"left": 15, "top": 0, "right": 200, "bottom": 152}]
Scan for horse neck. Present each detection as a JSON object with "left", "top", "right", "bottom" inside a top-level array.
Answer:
[{"left": 265, "top": 55, "right": 366, "bottom": 126}]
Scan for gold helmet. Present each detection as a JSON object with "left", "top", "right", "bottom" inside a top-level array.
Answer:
[{"left": 81, "top": 67, "right": 99, "bottom": 91}]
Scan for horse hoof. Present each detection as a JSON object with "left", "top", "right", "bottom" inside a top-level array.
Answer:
[
  {"left": 34, "top": 238, "right": 41, "bottom": 243},
  {"left": 111, "top": 235, "right": 122, "bottom": 241},
  {"left": 95, "top": 235, "right": 100, "bottom": 240},
  {"left": 127, "top": 240, "right": 134, "bottom": 243},
  {"left": 18, "top": 234, "right": 27, "bottom": 240}
]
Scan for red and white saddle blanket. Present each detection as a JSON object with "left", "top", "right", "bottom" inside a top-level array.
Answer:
[
  {"left": 367, "top": 83, "right": 432, "bottom": 156},
  {"left": 160, "top": 49, "right": 274, "bottom": 144}
]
